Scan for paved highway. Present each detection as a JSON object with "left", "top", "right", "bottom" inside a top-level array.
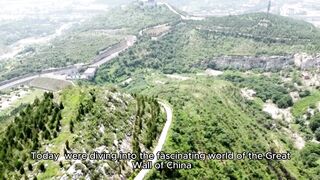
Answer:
[{"left": 0, "top": 75, "right": 39, "bottom": 91}]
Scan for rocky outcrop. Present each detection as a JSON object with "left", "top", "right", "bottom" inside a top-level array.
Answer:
[{"left": 294, "top": 53, "right": 320, "bottom": 69}]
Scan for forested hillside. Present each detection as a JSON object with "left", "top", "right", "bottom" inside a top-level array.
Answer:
[
  {"left": 0, "top": 87, "right": 166, "bottom": 179},
  {"left": 0, "top": 92, "right": 63, "bottom": 179},
  {"left": 112, "top": 73, "right": 315, "bottom": 179},
  {"left": 119, "top": 74, "right": 320, "bottom": 179},
  {"left": 95, "top": 12, "right": 320, "bottom": 84}
]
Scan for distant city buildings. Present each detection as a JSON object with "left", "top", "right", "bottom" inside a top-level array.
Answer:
[{"left": 279, "top": 2, "right": 320, "bottom": 27}]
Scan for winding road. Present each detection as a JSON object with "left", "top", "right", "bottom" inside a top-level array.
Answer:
[{"left": 134, "top": 102, "right": 173, "bottom": 180}]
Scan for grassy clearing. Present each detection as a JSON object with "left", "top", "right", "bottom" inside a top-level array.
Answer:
[
  {"left": 29, "top": 77, "right": 73, "bottom": 91},
  {"left": 54, "top": 87, "right": 81, "bottom": 149},
  {"left": 292, "top": 91, "right": 320, "bottom": 117}
]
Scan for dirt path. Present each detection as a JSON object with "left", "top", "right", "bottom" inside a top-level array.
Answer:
[{"left": 134, "top": 102, "right": 173, "bottom": 180}]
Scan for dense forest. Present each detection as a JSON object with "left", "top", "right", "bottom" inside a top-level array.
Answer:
[
  {"left": 131, "top": 95, "right": 164, "bottom": 155},
  {"left": 0, "top": 92, "right": 64, "bottom": 179}
]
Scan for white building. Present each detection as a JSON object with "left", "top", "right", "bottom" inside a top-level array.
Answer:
[{"left": 82, "top": 67, "right": 97, "bottom": 80}]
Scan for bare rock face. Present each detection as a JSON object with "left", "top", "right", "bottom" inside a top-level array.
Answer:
[
  {"left": 198, "top": 54, "right": 320, "bottom": 71},
  {"left": 294, "top": 53, "right": 320, "bottom": 69},
  {"left": 200, "top": 56, "right": 294, "bottom": 71}
]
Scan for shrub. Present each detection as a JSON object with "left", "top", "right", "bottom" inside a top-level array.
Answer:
[
  {"left": 277, "top": 95, "right": 293, "bottom": 108},
  {"left": 28, "top": 163, "right": 33, "bottom": 171},
  {"left": 39, "top": 163, "right": 45, "bottom": 172},
  {"left": 315, "top": 128, "right": 320, "bottom": 141},
  {"left": 299, "top": 90, "right": 311, "bottom": 98},
  {"left": 20, "top": 167, "right": 25, "bottom": 174},
  {"left": 310, "top": 114, "right": 320, "bottom": 132}
]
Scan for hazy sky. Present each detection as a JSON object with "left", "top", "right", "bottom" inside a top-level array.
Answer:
[{"left": 1, "top": 0, "right": 319, "bottom": 25}]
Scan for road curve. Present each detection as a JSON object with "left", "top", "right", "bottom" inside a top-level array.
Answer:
[{"left": 134, "top": 102, "right": 173, "bottom": 180}]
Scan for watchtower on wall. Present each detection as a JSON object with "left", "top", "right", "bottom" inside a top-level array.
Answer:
[{"left": 141, "top": 0, "right": 156, "bottom": 7}]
